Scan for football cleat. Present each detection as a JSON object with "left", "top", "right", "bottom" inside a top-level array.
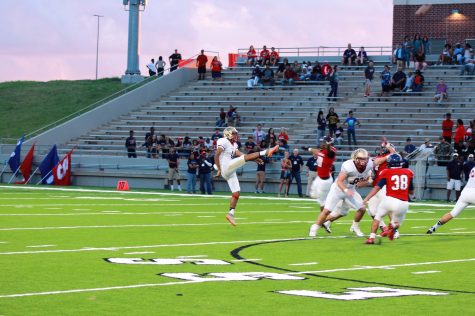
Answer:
[
  {"left": 266, "top": 145, "right": 280, "bottom": 158},
  {"left": 393, "top": 230, "right": 400, "bottom": 239},
  {"left": 380, "top": 226, "right": 389, "bottom": 237},
  {"left": 309, "top": 224, "right": 318, "bottom": 237},
  {"left": 225, "top": 213, "right": 236, "bottom": 227},
  {"left": 350, "top": 225, "right": 365, "bottom": 237},
  {"left": 365, "top": 238, "right": 375, "bottom": 244},
  {"left": 426, "top": 227, "right": 435, "bottom": 234},
  {"left": 387, "top": 224, "right": 395, "bottom": 240},
  {"left": 323, "top": 221, "right": 332, "bottom": 234}
]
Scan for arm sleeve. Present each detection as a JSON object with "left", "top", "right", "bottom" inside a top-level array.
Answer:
[
  {"left": 409, "top": 179, "right": 414, "bottom": 191},
  {"left": 377, "top": 178, "right": 387, "bottom": 187}
]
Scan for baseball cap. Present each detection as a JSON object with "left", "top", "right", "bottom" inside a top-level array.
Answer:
[
  {"left": 469, "top": 154, "right": 474, "bottom": 158},
  {"left": 453, "top": 153, "right": 459, "bottom": 157}
]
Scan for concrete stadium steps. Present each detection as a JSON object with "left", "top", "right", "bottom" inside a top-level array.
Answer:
[{"left": 63, "top": 61, "right": 475, "bottom": 159}]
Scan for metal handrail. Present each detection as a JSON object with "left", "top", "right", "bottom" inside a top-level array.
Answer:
[{"left": 237, "top": 46, "right": 393, "bottom": 57}]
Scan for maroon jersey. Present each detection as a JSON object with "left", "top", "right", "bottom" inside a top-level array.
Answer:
[
  {"left": 377, "top": 168, "right": 414, "bottom": 201},
  {"left": 316, "top": 148, "right": 336, "bottom": 179},
  {"left": 373, "top": 153, "right": 390, "bottom": 186}
]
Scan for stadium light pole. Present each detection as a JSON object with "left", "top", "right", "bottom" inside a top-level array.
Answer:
[{"left": 94, "top": 14, "right": 104, "bottom": 80}]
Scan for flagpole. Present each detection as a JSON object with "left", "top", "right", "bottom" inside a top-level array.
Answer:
[
  {"left": 25, "top": 167, "right": 39, "bottom": 185},
  {"left": 7, "top": 166, "right": 21, "bottom": 184},
  {"left": 0, "top": 163, "right": 8, "bottom": 181},
  {"left": 36, "top": 169, "right": 53, "bottom": 185}
]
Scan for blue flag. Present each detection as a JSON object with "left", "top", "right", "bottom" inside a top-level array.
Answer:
[
  {"left": 39, "top": 145, "right": 59, "bottom": 184},
  {"left": 8, "top": 136, "right": 24, "bottom": 172}
]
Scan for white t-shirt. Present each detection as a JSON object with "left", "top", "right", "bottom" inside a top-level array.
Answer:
[
  {"left": 253, "top": 130, "right": 265, "bottom": 144},
  {"left": 465, "top": 167, "right": 475, "bottom": 189},
  {"left": 155, "top": 60, "right": 166, "bottom": 69},
  {"left": 340, "top": 159, "right": 374, "bottom": 190},
  {"left": 146, "top": 62, "right": 156, "bottom": 72},
  {"left": 217, "top": 137, "right": 237, "bottom": 166}
]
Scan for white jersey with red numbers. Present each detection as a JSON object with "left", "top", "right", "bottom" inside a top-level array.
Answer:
[
  {"left": 378, "top": 168, "right": 414, "bottom": 201},
  {"left": 317, "top": 148, "right": 336, "bottom": 179},
  {"left": 340, "top": 159, "right": 374, "bottom": 190},
  {"left": 450, "top": 167, "right": 475, "bottom": 217},
  {"left": 465, "top": 167, "right": 475, "bottom": 188},
  {"left": 217, "top": 137, "right": 237, "bottom": 167}
]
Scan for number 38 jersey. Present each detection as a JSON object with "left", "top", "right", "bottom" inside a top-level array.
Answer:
[
  {"left": 341, "top": 159, "right": 374, "bottom": 190},
  {"left": 377, "top": 168, "right": 414, "bottom": 201}
]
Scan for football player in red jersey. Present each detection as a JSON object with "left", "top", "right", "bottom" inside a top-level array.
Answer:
[{"left": 363, "top": 154, "right": 414, "bottom": 244}]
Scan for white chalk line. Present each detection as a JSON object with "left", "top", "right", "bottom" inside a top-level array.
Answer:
[
  {"left": 124, "top": 251, "right": 155, "bottom": 255},
  {"left": 412, "top": 271, "right": 441, "bottom": 275},
  {"left": 25, "top": 245, "right": 56, "bottom": 248},
  {"left": 288, "top": 262, "right": 319, "bottom": 266},
  {"left": 176, "top": 255, "right": 208, "bottom": 259}
]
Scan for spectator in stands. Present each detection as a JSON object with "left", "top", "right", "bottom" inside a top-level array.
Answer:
[
  {"left": 403, "top": 35, "right": 413, "bottom": 68},
  {"left": 146, "top": 58, "right": 157, "bottom": 76},
  {"left": 216, "top": 108, "right": 227, "bottom": 127},
  {"left": 210, "top": 56, "right": 223, "bottom": 81},
  {"left": 464, "top": 154, "right": 475, "bottom": 181},
  {"left": 326, "top": 107, "right": 339, "bottom": 137},
  {"left": 186, "top": 152, "right": 198, "bottom": 194},
  {"left": 342, "top": 43, "right": 357, "bottom": 65},
  {"left": 422, "top": 35, "right": 431, "bottom": 55},
  {"left": 183, "top": 136, "right": 192, "bottom": 150},
  {"left": 454, "top": 119, "right": 466, "bottom": 149},
  {"left": 211, "top": 128, "right": 222, "bottom": 142},
  {"left": 441, "top": 112, "right": 454, "bottom": 143},
  {"left": 169, "top": 49, "right": 182, "bottom": 72},
  {"left": 460, "top": 51, "right": 475, "bottom": 76},
  {"left": 306, "top": 151, "right": 318, "bottom": 197},
  {"left": 266, "top": 128, "right": 278, "bottom": 147},
  {"left": 261, "top": 64, "right": 275, "bottom": 88},
  {"left": 244, "top": 136, "right": 257, "bottom": 154},
  {"left": 292, "top": 61, "right": 303, "bottom": 77},
  {"left": 247, "top": 45, "right": 257, "bottom": 66},
  {"left": 466, "top": 120, "right": 474, "bottom": 142},
  {"left": 196, "top": 50, "right": 208, "bottom": 80},
  {"left": 462, "top": 43, "right": 472, "bottom": 63},
  {"left": 253, "top": 124, "right": 266, "bottom": 145},
  {"left": 144, "top": 126, "right": 155, "bottom": 158},
  {"left": 149, "top": 134, "right": 159, "bottom": 158},
  {"left": 300, "top": 67, "right": 311, "bottom": 81},
  {"left": 434, "top": 136, "right": 453, "bottom": 166},
  {"left": 204, "top": 138, "right": 212, "bottom": 150},
  {"left": 155, "top": 56, "right": 166, "bottom": 77},
  {"left": 393, "top": 44, "right": 406, "bottom": 69},
  {"left": 281, "top": 64, "right": 298, "bottom": 87},
  {"left": 125, "top": 130, "right": 137, "bottom": 158},
  {"left": 258, "top": 45, "right": 270, "bottom": 66},
  {"left": 174, "top": 137, "right": 183, "bottom": 150},
  {"left": 404, "top": 137, "right": 416, "bottom": 154},
  {"left": 390, "top": 67, "right": 407, "bottom": 91},
  {"left": 412, "top": 70, "right": 424, "bottom": 92},
  {"left": 287, "top": 148, "right": 304, "bottom": 197},
  {"left": 357, "top": 46, "right": 369, "bottom": 65},
  {"left": 191, "top": 139, "right": 200, "bottom": 153},
  {"left": 446, "top": 153, "right": 463, "bottom": 202},
  {"left": 198, "top": 150, "right": 213, "bottom": 195},
  {"left": 412, "top": 34, "right": 423, "bottom": 62},
  {"left": 335, "top": 123, "right": 344, "bottom": 145},
  {"left": 414, "top": 50, "right": 428, "bottom": 71},
  {"left": 226, "top": 105, "right": 240, "bottom": 127},
  {"left": 317, "top": 110, "right": 327, "bottom": 146},
  {"left": 327, "top": 65, "right": 339, "bottom": 101},
  {"left": 278, "top": 127, "right": 289, "bottom": 143},
  {"left": 270, "top": 47, "right": 280, "bottom": 66},
  {"left": 439, "top": 43, "right": 453, "bottom": 65},
  {"left": 344, "top": 110, "right": 361, "bottom": 147},
  {"left": 158, "top": 134, "right": 167, "bottom": 151},
  {"left": 434, "top": 79, "right": 449, "bottom": 104},
  {"left": 275, "top": 58, "right": 290, "bottom": 80},
  {"left": 364, "top": 60, "right": 375, "bottom": 97},
  {"left": 255, "top": 153, "right": 269, "bottom": 193},
  {"left": 278, "top": 139, "right": 289, "bottom": 154},
  {"left": 166, "top": 148, "right": 182, "bottom": 191},
  {"left": 453, "top": 43, "right": 464, "bottom": 64},
  {"left": 310, "top": 61, "right": 322, "bottom": 81},
  {"left": 247, "top": 65, "right": 263, "bottom": 89},
  {"left": 379, "top": 65, "right": 391, "bottom": 99},
  {"left": 321, "top": 61, "right": 332, "bottom": 80},
  {"left": 278, "top": 151, "right": 292, "bottom": 197},
  {"left": 163, "top": 136, "right": 175, "bottom": 157},
  {"left": 402, "top": 71, "right": 414, "bottom": 92}
]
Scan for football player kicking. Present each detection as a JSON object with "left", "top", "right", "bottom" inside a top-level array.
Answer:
[
  {"left": 304, "top": 136, "right": 337, "bottom": 234},
  {"left": 215, "top": 127, "right": 279, "bottom": 226},
  {"left": 362, "top": 154, "right": 414, "bottom": 244},
  {"left": 309, "top": 148, "right": 373, "bottom": 237},
  {"left": 427, "top": 166, "right": 475, "bottom": 234}
]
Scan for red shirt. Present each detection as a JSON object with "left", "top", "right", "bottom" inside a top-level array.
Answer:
[
  {"left": 278, "top": 132, "right": 289, "bottom": 141},
  {"left": 454, "top": 125, "right": 465, "bottom": 144},
  {"left": 197, "top": 54, "right": 208, "bottom": 67},
  {"left": 260, "top": 49, "right": 270, "bottom": 58},
  {"left": 211, "top": 60, "right": 222, "bottom": 72},
  {"left": 378, "top": 168, "right": 413, "bottom": 201},
  {"left": 316, "top": 148, "right": 336, "bottom": 179},
  {"left": 247, "top": 49, "right": 257, "bottom": 58},
  {"left": 270, "top": 51, "right": 279, "bottom": 60},
  {"left": 321, "top": 64, "right": 332, "bottom": 76},
  {"left": 373, "top": 153, "right": 390, "bottom": 186},
  {"left": 442, "top": 119, "right": 454, "bottom": 138}
]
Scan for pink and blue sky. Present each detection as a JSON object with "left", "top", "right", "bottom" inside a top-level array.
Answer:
[{"left": 0, "top": 0, "right": 393, "bottom": 82}]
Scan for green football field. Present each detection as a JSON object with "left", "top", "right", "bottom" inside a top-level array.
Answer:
[{"left": 0, "top": 185, "right": 474, "bottom": 315}]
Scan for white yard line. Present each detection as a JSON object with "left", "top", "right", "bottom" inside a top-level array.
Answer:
[
  {"left": 197, "top": 216, "right": 216, "bottom": 218},
  {"left": 176, "top": 255, "right": 208, "bottom": 259},
  {"left": 231, "top": 259, "right": 262, "bottom": 262},
  {"left": 123, "top": 251, "right": 155, "bottom": 255},
  {"left": 450, "top": 228, "right": 466, "bottom": 231},
  {"left": 288, "top": 262, "right": 319, "bottom": 266},
  {"left": 25, "top": 245, "right": 56, "bottom": 248},
  {"left": 412, "top": 271, "right": 441, "bottom": 275}
]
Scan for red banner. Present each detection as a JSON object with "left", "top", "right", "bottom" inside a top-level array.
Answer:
[{"left": 53, "top": 150, "right": 73, "bottom": 186}]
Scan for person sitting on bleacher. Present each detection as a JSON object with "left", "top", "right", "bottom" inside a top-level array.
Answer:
[
  {"left": 453, "top": 43, "right": 464, "bottom": 64},
  {"left": 247, "top": 65, "right": 263, "bottom": 89},
  {"left": 414, "top": 48, "right": 428, "bottom": 71},
  {"left": 258, "top": 45, "right": 270, "bottom": 66},
  {"left": 462, "top": 43, "right": 472, "bottom": 64},
  {"left": 439, "top": 43, "right": 453, "bottom": 65},
  {"left": 460, "top": 51, "right": 475, "bottom": 76},
  {"left": 275, "top": 58, "right": 290, "bottom": 80},
  {"left": 412, "top": 70, "right": 425, "bottom": 92},
  {"left": 292, "top": 61, "right": 303, "bottom": 77},
  {"left": 321, "top": 61, "right": 332, "bottom": 80},
  {"left": 342, "top": 43, "right": 357, "bottom": 66},
  {"left": 270, "top": 47, "right": 280, "bottom": 66},
  {"left": 281, "top": 64, "right": 298, "bottom": 87},
  {"left": 310, "top": 61, "right": 322, "bottom": 81},
  {"left": 300, "top": 67, "right": 311, "bottom": 81},
  {"left": 390, "top": 67, "right": 407, "bottom": 91},
  {"left": 261, "top": 64, "right": 275, "bottom": 88},
  {"left": 357, "top": 46, "right": 369, "bottom": 65},
  {"left": 402, "top": 71, "right": 414, "bottom": 92},
  {"left": 434, "top": 79, "right": 449, "bottom": 104},
  {"left": 247, "top": 45, "right": 257, "bottom": 66},
  {"left": 226, "top": 105, "right": 240, "bottom": 126}
]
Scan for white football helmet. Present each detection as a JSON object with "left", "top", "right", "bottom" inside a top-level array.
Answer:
[
  {"left": 223, "top": 127, "right": 238, "bottom": 141},
  {"left": 351, "top": 148, "right": 369, "bottom": 169}
]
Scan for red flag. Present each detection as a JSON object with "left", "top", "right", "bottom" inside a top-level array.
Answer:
[
  {"left": 53, "top": 149, "right": 73, "bottom": 186},
  {"left": 15, "top": 143, "right": 35, "bottom": 184}
]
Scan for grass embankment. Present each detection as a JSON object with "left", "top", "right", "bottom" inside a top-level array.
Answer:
[{"left": 0, "top": 78, "right": 126, "bottom": 141}]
